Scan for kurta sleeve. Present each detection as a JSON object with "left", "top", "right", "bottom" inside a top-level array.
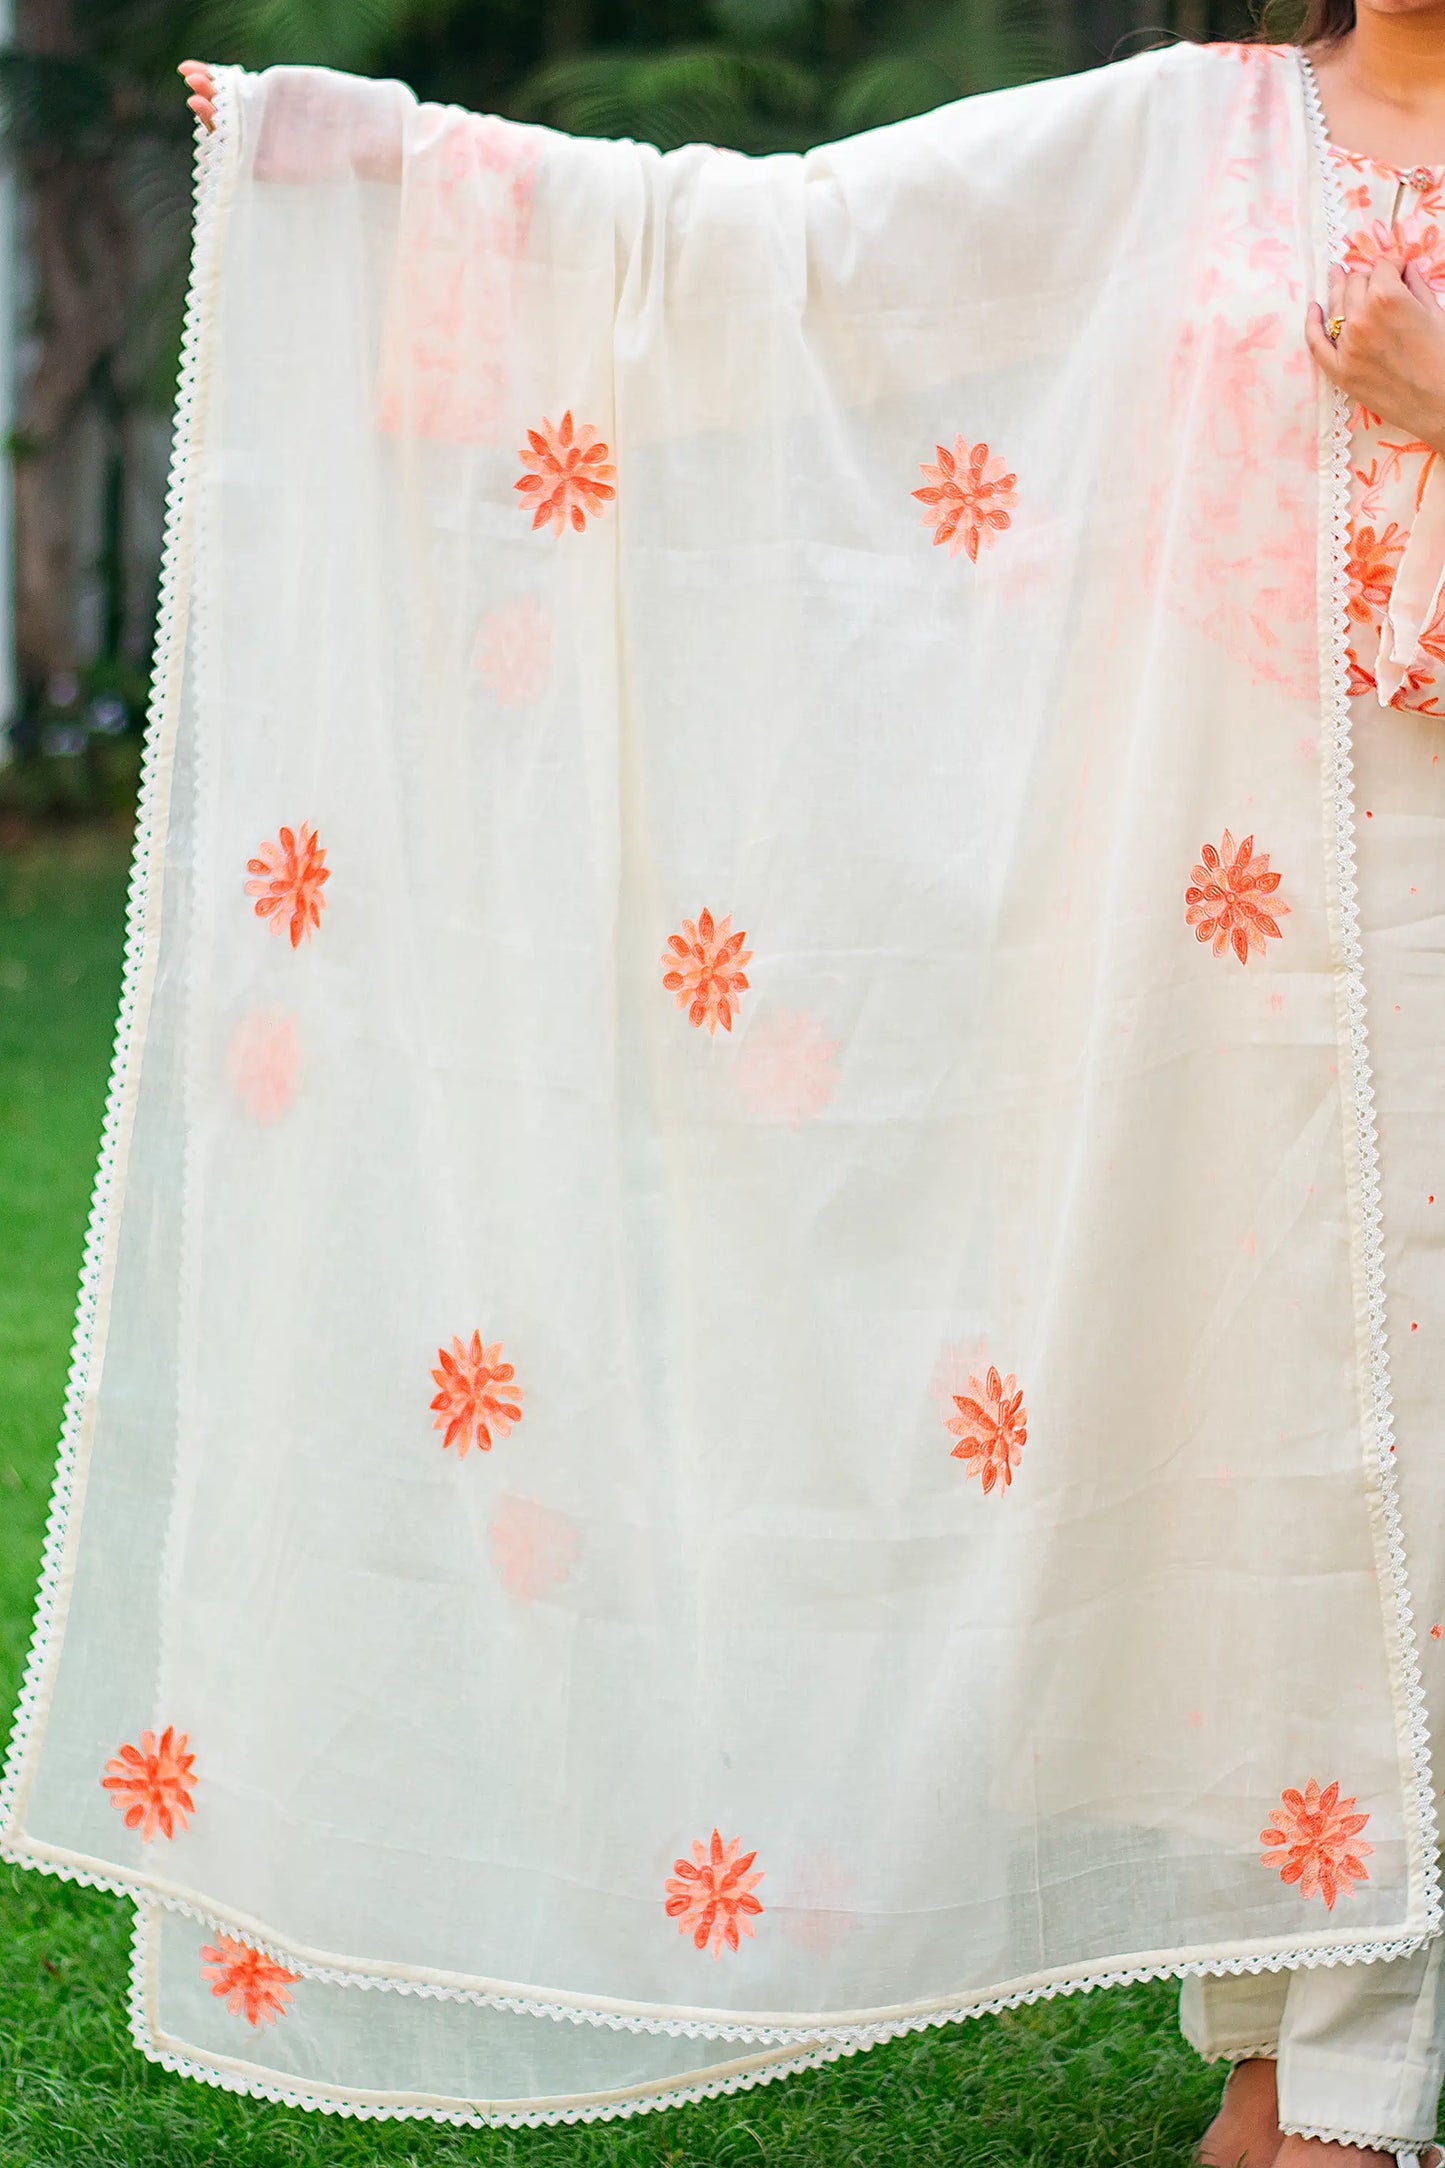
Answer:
[{"left": 1378, "top": 452, "right": 1445, "bottom": 705}]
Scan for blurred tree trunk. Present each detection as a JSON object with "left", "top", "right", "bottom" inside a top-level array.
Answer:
[{"left": 10, "top": 0, "right": 130, "bottom": 722}]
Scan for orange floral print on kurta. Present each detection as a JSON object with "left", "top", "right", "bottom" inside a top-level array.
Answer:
[
  {"left": 1260, "top": 1778, "right": 1373, "bottom": 1909},
  {"left": 1347, "top": 518, "right": 1408, "bottom": 630},
  {"left": 101, "top": 1725, "right": 196, "bottom": 1841},
  {"left": 430, "top": 1331, "right": 524, "bottom": 1457},
  {"left": 515, "top": 410, "right": 617, "bottom": 535},
  {"left": 946, "top": 1365, "right": 1027, "bottom": 1494},
  {"left": 1341, "top": 215, "right": 1445, "bottom": 296},
  {"left": 661, "top": 908, "right": 753, "bottom": 1035},
  {"left": 664, "top": 1828, "right": 765, "bottom": 1959},
  {"left": 1185, "top": 829, "right": 1289, "bottom": 966},
  {"left": 913, "top": 436, "right": 1018, "bottom": 561},
  {"left": 245, "top": 823, "right": 330, "bottom": 948},
  {"left": 200, "top": 1935, "right": 300, "bottom": 2027}
]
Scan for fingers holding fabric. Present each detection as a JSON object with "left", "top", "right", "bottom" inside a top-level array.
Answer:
[
  {"left": 179, "top": 59, "right": 216, "bottom": 132},
  {"left": 1306, "top": 256, "right": 1445, "bottom": 453}
]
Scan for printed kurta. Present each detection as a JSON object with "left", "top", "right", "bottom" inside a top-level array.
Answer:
[{"left": 1332, "top": 140, "right": 1445, "bottom": 709}]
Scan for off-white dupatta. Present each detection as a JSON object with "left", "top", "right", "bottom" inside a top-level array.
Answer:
[{"left": 3, "top": 35, "right": 1441, "bottom": 2126}]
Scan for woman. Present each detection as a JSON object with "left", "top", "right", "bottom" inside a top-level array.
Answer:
[{"left": 165, "top": 16, "right": 1445, "bottom": 2164}]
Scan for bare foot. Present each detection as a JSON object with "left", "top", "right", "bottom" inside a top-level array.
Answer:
[{"left": 1196, "top": 2058, "right": 1282, "bottom": 2168}]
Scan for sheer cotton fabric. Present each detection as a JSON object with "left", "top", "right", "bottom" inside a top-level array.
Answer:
[{"left": 3, "top": 38, "right": 1443, "bottom": 2126}]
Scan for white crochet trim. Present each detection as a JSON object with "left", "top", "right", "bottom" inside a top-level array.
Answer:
[
  {"left": 1278, "top": 2123, "right": 1440, "bottom": 2165},
  {"left": 0, "top": 78, "right": 239, "bottom": 1843},
  {"left": 123, "top": 1905, "right": 846, "bottom": 2131},
  {"left": 2, "top": 49, "right": 1443, "bottom": 2089},
  {"left": 1295, "top": 40, "right": 1444, "bottom": 1941}
]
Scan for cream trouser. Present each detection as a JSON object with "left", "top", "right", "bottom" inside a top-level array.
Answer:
[
  {"left": 1178, "top": 1943, "right": 1445, "bottom": 2156},
  {"left": 1180, "top": 675, "right": 1445, "bottom": 2160}
]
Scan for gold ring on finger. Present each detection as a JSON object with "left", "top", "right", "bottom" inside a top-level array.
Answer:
[{"left": 1326, "top": 313, "right": 1345, "bottom": 340}]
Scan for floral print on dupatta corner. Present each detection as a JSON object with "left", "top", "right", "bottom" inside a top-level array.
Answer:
[
  {"left": 665, "top": 1828, "right": 765, "bottom": 1959},
  {"left": 200, "top": 1934, "right": 300, "bottom": 2028},
  {"left": 101, "top": 1726, "right": 197, "bottom": 1841},
  {"left": 1260, "top": 1779, "right": 1373, "bottom": 1909}
]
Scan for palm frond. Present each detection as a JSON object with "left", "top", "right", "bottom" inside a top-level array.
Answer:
[
  {"left": 190, "top": 0, "right": 459, "bottom": 71},
  {"left": 833, "top": 0, "right": 1075, "bottom": 133},
  {"left": 515, "top": 42, "right": 817, "bottom": 149},
  {"left": 709, "top": 0, "right": 813, "bottom": 38}
]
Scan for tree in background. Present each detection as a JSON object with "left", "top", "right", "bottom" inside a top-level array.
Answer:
[{"left": 1, "top": 0, "right": 1269, "bottom": 819}]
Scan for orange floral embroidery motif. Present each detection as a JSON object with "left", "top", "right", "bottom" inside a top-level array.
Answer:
[
  {"left": 101, "top": 1725, "right": 196, "bottom": 1841},
  {"left": 946, "top": 1365, "right": 1027, "bottom": 1494},
  {"left": 913, "top": 436, "right": 1018, "bottom": 561},
  {"left": 515, "top": 410, "right": 617, "bottom": 535},
  {"left": 245, "top": 823, "right": 330, "bottom": 948},
  {"left": 664, "top": 1828, "right": 765, "bottom": 1959},
  {"left": 662, "top": 908, "right": 753, "bottom": 1035},
  {"left": 1260, "top": 1778, "right": 1373, "bottom": 1909},
  {"left": 430, "top": 1331, "right": 524, "bottom": 1457},
  {"left": 1185, "top": 829, "right": 1289, "bottom": 966},
  {"left": 200, "top": 1935, "right": 300, "bottom": 2027}
]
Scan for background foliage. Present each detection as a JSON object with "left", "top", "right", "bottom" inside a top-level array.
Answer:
[{"left": 0, "top": 0, "right": 1293, "bottom": 826}]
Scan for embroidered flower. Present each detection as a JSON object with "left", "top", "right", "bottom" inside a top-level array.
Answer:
[
  {"left": 226, "top": 1009, "right": 300, "bottom": 1124},
  {"left": 199, "top": 1936, "right": 300, "bottom": 2027},
  {"left": 245, "top": 823, "right": 330, "bottom": 948},
  {"left": 1185, "top": 829, "right": 1289, "bottom": 966},
  {"left": 661, "top": 908, "right": 753, "bottom": 1035},
  {"left": 913, "top": 436, "right": 1017, "bottom": 561},
  {"left": 736, "top": 1008, "right": 838, "bottom": 1125},
  {"left": 430, "top": 1331, "right": 524, "bottom": 1457},
  {"left": 946, "top": 1364, "right": 1027, "bottom": 1494},
  {"left": 664, "top": 1828, "right": 765, "bottom": 1959},
  {"left": 1260, "top": 1778, "right": 1373, "bottom": 1909},
  {"left": 101, "top": 1725, "right": 196, "bottom": 1842},
  {"left": 515, "top": 410, "right": 617, "bottom": 535},
  {"left": 488, "top": 1493, "right": 579, "bottom": 1601},
  {"left": 474, "top": 594, "right": 551, "bottom": 706}
]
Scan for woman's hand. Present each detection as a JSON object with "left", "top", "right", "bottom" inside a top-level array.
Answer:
[
  {"left": 178, "top": 60, "right": 216, "bottom": 133},
  {"left": 1306, "top": 256, "right": 1445, "bottom": 454}
]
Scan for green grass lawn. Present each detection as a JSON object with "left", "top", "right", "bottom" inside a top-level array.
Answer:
[{"left": 0, "top": 830, "right": 1221, "bottom": 2165}]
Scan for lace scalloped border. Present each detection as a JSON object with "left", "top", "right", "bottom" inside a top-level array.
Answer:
[
  {"left": 0, "top": 46, "right": 1442, "bottom": 2114},
  {"left": 1295, "top": 41, "right": 1444, "bottom": 1943},
  {"left": 2, "top": 1827, "right": 1442, "bottom": 2045},
  {"left": 123, "top": 1904, "right": 845, "bottom": 2132},
  {"left": 120, "top": 1893, "right": 1445, "bottom": 2135},
  {"left": 0, "top": 79, "right": 239, "bottom": 1847},
  {"left": 1279, "top": 2124, "right": 1440, "bottom": 2167}
]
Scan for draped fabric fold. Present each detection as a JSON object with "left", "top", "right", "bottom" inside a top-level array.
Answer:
[{"left": 3, "top": 37, "right": 1442, "bottom": 2127}]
